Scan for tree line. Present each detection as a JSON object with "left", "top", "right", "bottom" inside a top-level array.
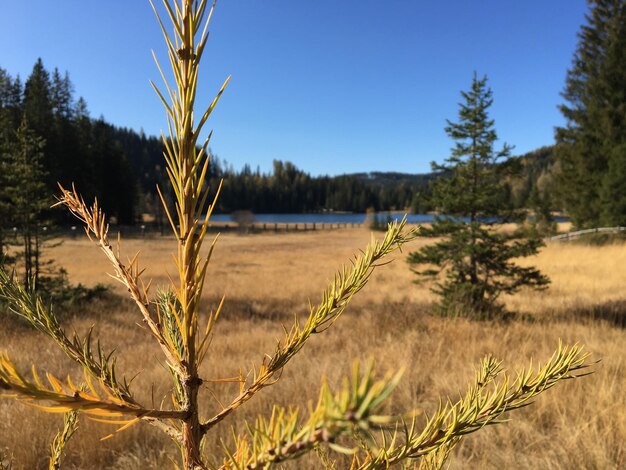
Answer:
[
  {"left": 0, "top": 61, "right": 429, "bottom": 228},
  {"left": 2, "top": 0, "right": 624, "bottom": 235},
  {"left": 0, "top": 61, "right": 138, "bottom": 224},
  {"left": 0, "top": 58, "right": 558, "bottom": 233},
  {"left": 209, "top": 160, "right": 422, "bottom": 213}
]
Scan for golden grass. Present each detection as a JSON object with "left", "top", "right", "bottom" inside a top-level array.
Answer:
[{"left": 1, "top": 227, "right": 625, "bottom": 468}]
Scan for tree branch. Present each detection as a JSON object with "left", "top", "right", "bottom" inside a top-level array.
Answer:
[{"left": 201, "top": 221, "right": 419, "bottom": 433}]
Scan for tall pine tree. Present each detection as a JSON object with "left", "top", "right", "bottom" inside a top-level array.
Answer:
[
  {"left": 556, "top": 0, "right": 626, "bottom": 227},
  {"left": 2, "top": 119, "right": 49, "bottom": 287},
  {"left": 408, "top": 75, "right": 549, "bottom": 318},
  {"left": 22, "top": 59, "right": 53, "bottom": 140},
  {"left": 0, "top": 68, "right": 22, "bottom": 265}
]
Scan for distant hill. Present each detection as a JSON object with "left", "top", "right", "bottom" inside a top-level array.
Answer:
[
  {"left": 348, "top": 171, "right": 436, "bottom": 189},
  {"left": 506, "top": 145, "right": 557, "bottom": 209},
  {"left": 337, "top": 146, "right": 558, "bottom": 213}
]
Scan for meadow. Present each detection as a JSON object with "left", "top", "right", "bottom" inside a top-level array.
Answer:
[{"left": 1, "top": 225, "right": 624, "bottom": 469}]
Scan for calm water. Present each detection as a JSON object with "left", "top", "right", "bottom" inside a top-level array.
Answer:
[
  {"left": 209, "top": 213, "right": 434, "bottom": 224},
  {"left": 207, "top": 213, "right": 569, "bottom": 224}
]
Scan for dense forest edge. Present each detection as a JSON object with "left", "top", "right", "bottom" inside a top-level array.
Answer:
[{"left": 0, "top": 60, "right": 558, "bottom": 225}]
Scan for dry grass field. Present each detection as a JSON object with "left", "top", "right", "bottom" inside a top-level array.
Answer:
[{"left": 1, "top": 226, "right": 625, "bottom": 469}]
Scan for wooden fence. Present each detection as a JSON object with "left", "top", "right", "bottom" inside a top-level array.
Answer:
[
  {"left": 44, "top": 221, "right": 364, "bottom": 239},
  {"left": 207, "top": 222, "right": 362, "bottom": 233},
  {"left": 548, "top": 226, "right": 626, "bottom": 242}
]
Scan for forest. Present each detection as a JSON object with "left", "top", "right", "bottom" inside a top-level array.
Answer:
[{"left": 0, "top": 60, "right": 557, "bottom": 225}]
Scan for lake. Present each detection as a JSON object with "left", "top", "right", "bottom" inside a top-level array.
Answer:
[
  {"left": 209, "top": 213, "right": 436, "bottom": 224},
  {"left": 207, "top": 213, "right": 569, "bottom": 225}
]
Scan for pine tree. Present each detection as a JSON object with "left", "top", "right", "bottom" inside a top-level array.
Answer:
[
  {"left": 0, "top": 68, "right": 22, "bottom": 266},
  {"left": 50, "top": 68, "right": 73, "bottom": 119},
  {"left": 0, "top": 68, "right": 22, "bottom": 137},
  {"left": 408, "top": 75, "right": 549, "bottom": 318},
  {"left": 555, "top": 0, "right": 626, "bottom": 228},
  {"left": 2, "top": 119, "right": 49, "bottom": 288},
  {"left": 23, "top": 59, "right": 53, "bottom": 139},
  {"left": 597, "top": 1, "right": 626, "bottom": 225},
  {"left": 0, "top": 132, "right": 10, "bottom": 267}
]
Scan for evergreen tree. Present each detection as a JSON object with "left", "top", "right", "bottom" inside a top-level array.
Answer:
[
  {"left": 408, "top": 75, "right": 549, "bottom": 318},
  {"left": 528, "top": 185, "right": 557, "bottom": 236},
  {"left": 0, "top": 68, "right": 22, "bottom": 137},
  {"left": 51, "top": 68, "right": 73, "bottom": 119},
  {"left": 49, "top": 69, "right": 85, "bottom": 197},
  {"left": 2, "top": 120, "right": 49, "bottom": 288},
  {"left": 0, "top": 68, "right": 22, "bottom": 265},
  {"left": 68, "top": 96, "right": 99, "bottom": 205},
  {"left": 555, "top": 0, "right": 626, "bottom": 227},
  {"left": 0, "top": 128, "right": 10, "bottom": 266},
  {"left": 23, "top": 59, "right": 53, "bottom": 139},
  {"left": 90, "top": 119, "right": 137, "bottom": 224}
]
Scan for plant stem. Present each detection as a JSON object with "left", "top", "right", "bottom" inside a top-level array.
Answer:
[{"left": 176, "top": 2, "right": 205, "bottom": 467}]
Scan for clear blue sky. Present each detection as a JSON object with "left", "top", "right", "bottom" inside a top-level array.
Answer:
[{"left": 1, "top": 1, "right": 587, "bottom": 176}]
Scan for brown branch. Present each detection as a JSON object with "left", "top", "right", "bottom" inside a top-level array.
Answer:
[{"left": 55, "top": 184, "right": 184, "bottom": 376}]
